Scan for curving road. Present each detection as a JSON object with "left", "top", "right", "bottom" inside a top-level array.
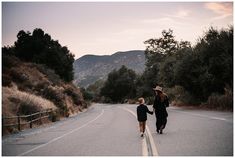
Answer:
[{"left": 2, "top": 104, "right": 233, "bottom": 156}]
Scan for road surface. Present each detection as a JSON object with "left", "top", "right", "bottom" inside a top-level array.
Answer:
[{"left": 2, "top": 104, "right": 233, "bottom": 156}]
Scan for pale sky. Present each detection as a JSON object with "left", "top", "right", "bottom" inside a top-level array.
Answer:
[{"left": 2, "top": 2, "right": 233, "bottom": 59}]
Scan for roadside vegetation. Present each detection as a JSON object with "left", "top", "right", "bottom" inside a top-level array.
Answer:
[
  {"left": 2, "top": 28, "right": 88, "bottom": 135},
  {"left": 84, "top": 26, "right": 233, "bottom": 111}
]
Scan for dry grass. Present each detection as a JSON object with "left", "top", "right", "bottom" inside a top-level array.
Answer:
[
  {"left": 3, "top": 86, "right": 57, "bottom": 116},
  {"left": 3, "top": 85, "right": 58, "bottom": 135},
  {"left": 206, "top": 88, "right": 233, "bottom": 111},
  {"left": 2, "top": 57, "right": 88, "bottom": 135}
]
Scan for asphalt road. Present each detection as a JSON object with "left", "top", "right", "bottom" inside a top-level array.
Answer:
[{"left": 2, "top": 104, "right": 233, "bottom": 156}]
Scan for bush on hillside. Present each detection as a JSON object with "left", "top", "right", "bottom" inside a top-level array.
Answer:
[
  {"left": 42, "top": 85, "right": 65, "bottom": 108},
  {"left": 50, "top": 110, "right": 60, "bottom": 122},
  {"left": 64, "top": 87, "right": 82, "bottom": 105},
  {"left": 3, "top": 87, "right": 56, "bottom": 115},
  {"left": 34, "top": 64, "right": 62, "bottom": 85},
  {"left": 206, "top": 87, "right": 233, "bottom": 110},
  {"left": 12, "top": 28, "right": 75, "bottom": 82},
  {"left": 2, "top": 74, "right": 12, "bottom": 87},
  {"left": 2, "top": 53, "right": 20, "bottom": 70}
]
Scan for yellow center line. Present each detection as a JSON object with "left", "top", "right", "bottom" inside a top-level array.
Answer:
[{"left": 120, "top": 106, "right": 159, "bottom": 156}]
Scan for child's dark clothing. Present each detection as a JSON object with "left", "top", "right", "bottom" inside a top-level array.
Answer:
[
  {"left": 137, "top": 104, "right": 153, "bottom": 121},
  {"left": 137, "top": 104, "right": 153, "bottom": 136}
]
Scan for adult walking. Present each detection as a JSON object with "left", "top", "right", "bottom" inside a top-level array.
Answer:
[{"left": 153, "top": 85, "right": 169, "bottom": 134}]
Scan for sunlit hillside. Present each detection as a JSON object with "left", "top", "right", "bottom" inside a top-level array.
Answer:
[{"left": 2, "top": 54, "right": 88, "bottom": 135}]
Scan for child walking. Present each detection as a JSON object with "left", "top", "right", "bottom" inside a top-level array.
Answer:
[{"left": 137, "top": 98, "right": 153, "bottom": 137}]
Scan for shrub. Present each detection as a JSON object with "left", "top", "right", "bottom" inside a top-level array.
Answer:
[
  {"left": 145, "top": 97, "right": 155, "bottom": 105},
  {"left": 207, "top": 88, "right": 233, "bottom": 110},
  {"left": 165, "top": 85, "right": 201, "bottom": 105},
  {"left": 34, "top": 81, "right": 50, "bottom": 93},
  {"left": 80, "top": 88, "right": 93, "bottom": 101},
  {"left": 100, "top": 96, "right": 112, "bottom": 103},
  {"left": 42, "top": 85, "right": 65, "bottom": 107},
  {"left": 2, "top": 74, "right": 12, "bottom": 87},
  {"left": 50, "top": 110, "right": 60, "bottom": 122},
  {"left": 10, "top": 69, "right": 27, "bottom": 82},
  {"left": 2, "top": 53, "right": 20, "bottom": 69},
  {"left": 127, "top": 99, "right": 137, "bottom": 104},
  {"left": 34, "top": 64, "right": 62, "bottom": 85},
  {"left": 4, "top": 87, "right": 57, "bottom": 113},
  {"left": 64, "top": 86, "right": 82, "bottom": 105},
  {"left": 59, "top": 105, "right": 70, "bottom": 117},
  {"left": 18, "top": 101, "right": 42, "bottom": 116}
]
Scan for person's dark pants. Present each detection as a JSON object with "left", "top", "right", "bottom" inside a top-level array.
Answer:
[
  {"left": 156, "top": 117, "right": 167, "bottom": 131},
  {"left": 155, "top": 112, "right": 167, "bottom": 131}
]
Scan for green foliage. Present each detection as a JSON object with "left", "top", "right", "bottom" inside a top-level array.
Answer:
[
  {"left": 80, "top": 88, "right": 93, "bottom": 101},
  {"left": 174, "top": 50, "right": 205, "bottom": 100},
  {"left": 100, "top": 65, "right": 137, "bottom": 103},
  {"left": 165, "top": 86, "right": 201, "bottom": 105},
  {"left": 141, "top": 29, "right": 191, "bottom": 97},
  {"left": 142, "top": 27, "right": 233, "bottom": 107},
  {"left": 206, "top": 87, "right": 233, "bottom": 110},
  {"left": 87, "top": 80, "right": 104, "bottom": 94},
  {"left": 86, "top": 80, "right": 105, "bottom": 102},
  {"left": 135, "top": 74, "right": 154, "bottom": 98},
  {"left": 4, "top": 28, "right": 75, "bottom": 82},
  {"left": 64, "top": 87, "right": 82, "bottom": 105},
  {"left": 50, "top": 111, "right": 60, "bottom": 122},
  {"left": 175, "top": 27, "right": 233, "bottom": 101},
  {"left": 144, "top": 29, "right": 178, "bottom": 56}
]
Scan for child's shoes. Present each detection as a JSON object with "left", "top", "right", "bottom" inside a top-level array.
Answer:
[{"left": 140, "top": 132, "right": 144, "bottom": 137}]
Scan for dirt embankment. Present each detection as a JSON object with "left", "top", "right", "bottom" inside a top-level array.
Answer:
[{"left": 2, "top": 55, "right": 88, "bottom": 135}]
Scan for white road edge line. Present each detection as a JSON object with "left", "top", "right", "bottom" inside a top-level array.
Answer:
[
  {"left": 170, "top": 109, "right": 229, "bottom": 122},
  {"left": 120, "top": 107, "right": 159, "bottom": 156},
  {"left": 18, "top": 109, "right": 105, "bottom": 156}
]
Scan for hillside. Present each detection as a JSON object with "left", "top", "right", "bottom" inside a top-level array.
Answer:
[
  {"left": 2, "top": 54, "right": 87, "bottom": 135},
  {"left": 73, "top": 50, "right": 145, "bottom": 87}
]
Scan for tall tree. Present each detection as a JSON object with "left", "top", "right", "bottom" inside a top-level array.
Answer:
[
  {"left": 13, "top": 28, "right": 75, "bottom": 82},
  {"left": 142, "top": 29, "right": 191, "bottom": 92}
]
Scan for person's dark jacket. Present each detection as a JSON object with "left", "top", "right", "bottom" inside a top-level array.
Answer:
[
  {"left": 153, "top": 94, "right": 169, "bottom": 118},
  {"left": 137, "top": 104, "right": 153, "bottom": 122}
]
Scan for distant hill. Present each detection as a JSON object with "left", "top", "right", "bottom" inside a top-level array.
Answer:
[{"left": 73, "top": 50, "right": 146, "bottom": 87}]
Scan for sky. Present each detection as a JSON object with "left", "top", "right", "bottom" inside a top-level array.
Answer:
[{"left": 2, "top": 2, "right": 233, "bottom": 59}]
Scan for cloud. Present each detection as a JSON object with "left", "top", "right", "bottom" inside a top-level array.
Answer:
[
  {"left": 165, "top": 9, "right": 191, "bottom": 19},
  {"left": 205, "top": 2, "right": 232, "bottom": 20},
  {"left": 141, "top": 17, "right": 188, "bottom": 27},
  {"left": 177, "top": 10, "right": 190, "bottom": 18}
]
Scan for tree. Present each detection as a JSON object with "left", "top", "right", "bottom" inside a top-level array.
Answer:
[
  {"left": 86, "top": 80, "right": 105, "bottom": 102},
  {"left": 142, "top": 29, "right": 191, "bottom": 90},
  {"left": 100, "top": 65, "right": 137, "bottom": 103},
  {"left": 174, "top": 27, "right": 233, "bottom": 102},
  {"left": 11, "top": 28, "right": 75, "bottom": 82},
  {"left": 195, "top": 27, "right": 233, "bottom": 97}
]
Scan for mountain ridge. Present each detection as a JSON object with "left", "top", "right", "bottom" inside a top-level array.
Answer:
[{"left": 73, "top": 50, "right": 146, "bottom": 87}]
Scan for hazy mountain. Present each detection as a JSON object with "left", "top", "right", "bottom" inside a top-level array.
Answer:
[{"left": 73, "top": 50, "right": 145, "bottom": 87}]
